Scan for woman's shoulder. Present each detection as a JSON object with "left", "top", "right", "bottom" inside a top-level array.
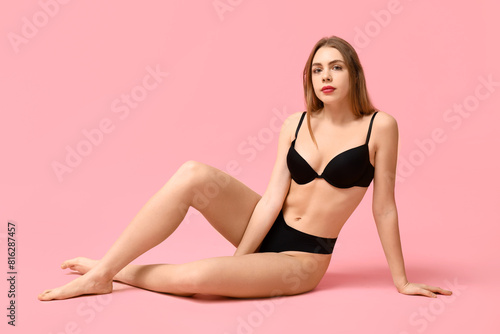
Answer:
[
  {"left": 372, "top": 110, "right": 398, "bottom": 131},
  {"left": 281, "top": 111, "right": 306, "bottom": 130},
  {"left": 371, "top": 110, "right": 398, "bottom": 147},
  {"left": 288, "top": 110, "right": 306, "bottom": 121}
]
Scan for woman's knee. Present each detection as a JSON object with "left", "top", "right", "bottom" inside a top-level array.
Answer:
[
  {"left": 178, "top": 160, "right": 205, "bottom": 175},
  {"left": 176, "top": 161, "right": 231, "bottom": 208},
  {"left": 173, "top": 160, "right": 209, "bottom": 188},
  {"left": 178, "top": 160, "right": 225, "bottom": 184}
]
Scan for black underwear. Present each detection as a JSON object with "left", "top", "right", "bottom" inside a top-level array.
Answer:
[{"left": 257, "top": 210, "right": 337, "bottom": 254}]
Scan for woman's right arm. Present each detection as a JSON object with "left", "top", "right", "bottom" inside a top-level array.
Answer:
[{"left": 233, "top": 112, "right": 300, "bottom": 256}]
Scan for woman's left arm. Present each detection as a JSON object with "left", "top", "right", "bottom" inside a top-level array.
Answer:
[{"left": 371, "top": 112, "right": 452, "bottom": 298}]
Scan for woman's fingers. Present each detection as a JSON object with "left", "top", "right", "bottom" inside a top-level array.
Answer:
[
  {"left": 416, "top": 285, "right": 437, "bottom": 298},
  {"left": 427, "top": 285, "right": 453, "bottom": 295},
  {"left": 400, "top": 282, "right": 453, "bottom": 298}
]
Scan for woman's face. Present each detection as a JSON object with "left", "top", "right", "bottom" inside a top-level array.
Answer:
[{"left": 311, "top": 46, "right": 350, "bottom": 106}]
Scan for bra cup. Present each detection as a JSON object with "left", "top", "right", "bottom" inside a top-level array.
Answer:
[
  {"left": 286, "top": 111, "right": 378, "bottom": 189},
  {"left": 287, "top": 146, "right": 317, "bottom": 184},
  {"left": 287, "top": 144, "right": 374, "bottom": 188},
  {"left": 322, "top": 145, "right": 371, "bottom": 188}
]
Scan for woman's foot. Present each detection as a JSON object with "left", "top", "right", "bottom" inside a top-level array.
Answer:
[
  {"left": 61, "top": 257, "right": 129, "bottom": 282},
  {"left": 38, "top": 258, "right": 113, "bottom": 301},
  {"left": 60, "top": 257, "right": 99, "bottom": 275}
]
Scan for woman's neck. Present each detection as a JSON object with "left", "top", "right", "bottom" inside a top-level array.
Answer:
[{"left": 316, "top": 100, "right": 356, "bottom": 125}]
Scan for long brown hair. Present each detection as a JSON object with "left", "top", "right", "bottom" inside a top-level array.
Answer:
[{"left": 303, "top": 35, "right": 377, "bottom": 147}]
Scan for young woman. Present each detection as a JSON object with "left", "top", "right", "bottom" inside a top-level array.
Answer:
[{"left": 38, "top": 36, "right": 452, "bottom": 301}]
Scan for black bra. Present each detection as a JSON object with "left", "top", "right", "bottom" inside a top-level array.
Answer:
[{"left": 287, "top": 111, "right": 378, "bottom": 188}]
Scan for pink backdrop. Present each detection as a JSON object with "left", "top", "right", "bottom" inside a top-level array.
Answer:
[{"left": 1, "top": 0, "right": 499, "bottom": 333}]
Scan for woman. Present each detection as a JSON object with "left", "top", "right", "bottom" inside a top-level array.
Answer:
[{"left": 38, "top": 36, "right": 452, "bottom": 301}]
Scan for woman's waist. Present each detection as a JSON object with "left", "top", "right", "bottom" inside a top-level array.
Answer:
[{"left": 280, "top": 206, "right": 348, "bottom": 239}]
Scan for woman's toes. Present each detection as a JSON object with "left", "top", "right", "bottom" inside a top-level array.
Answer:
[
  {"left": 38, "top": 290, "right": 52, "bottom": 301},
  {"left": 61, "top": 258, "right": 76, "bottom": 269},
  {"left": 38, "top": 274, "right": 113, "bottom": 301},
  {"left": 61, "top": 258, "right": 84, "bottom": 271}
]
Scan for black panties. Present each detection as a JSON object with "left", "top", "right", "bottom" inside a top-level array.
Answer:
[{"left": 257, "top": 210, "right": 337, "bottom": 254}]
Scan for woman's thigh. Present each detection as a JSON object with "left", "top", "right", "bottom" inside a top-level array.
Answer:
[
  {"left": 172, "top": 252, "right": 330, "bottom": 298},
  {"left": 177, "top": 161, "right": 262, "bottom": 247}
]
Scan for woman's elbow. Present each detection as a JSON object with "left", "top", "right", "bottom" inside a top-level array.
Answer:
[
  {"left": 261, "top": 189, "right": 287, "bottom": 213},
  {"left": 372, "top": 200, "right": 398, "bottom": 219}
]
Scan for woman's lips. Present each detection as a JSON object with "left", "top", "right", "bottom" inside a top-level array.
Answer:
[{"left": 322, "top": 87, "right": 335, "bottom": 93}]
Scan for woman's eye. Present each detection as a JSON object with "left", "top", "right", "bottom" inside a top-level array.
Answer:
[{"left": 313, "top": 65, "right": 342, "bottom": 74}]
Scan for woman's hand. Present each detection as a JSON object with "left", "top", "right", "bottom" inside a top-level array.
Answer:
[{"left": 397, "top": 282, "right": 453, "bottom": 298}]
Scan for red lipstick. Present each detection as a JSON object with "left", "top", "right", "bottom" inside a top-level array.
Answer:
[{"left": 321, "top": 86, "right": 335, "bottom": 93}]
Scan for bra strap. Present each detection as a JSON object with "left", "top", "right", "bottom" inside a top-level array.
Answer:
[
  {"left": 365, "top": 111, "right": 379, "bottom": 144},
  {"left": 295, "top": 112, "right": 307, "bottom": 139}
]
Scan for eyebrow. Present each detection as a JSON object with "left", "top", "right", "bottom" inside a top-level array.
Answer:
[{"left": 311, "top": 59, "right": 345, "bottom": 67}]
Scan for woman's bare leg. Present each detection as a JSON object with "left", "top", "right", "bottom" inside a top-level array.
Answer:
[
  {"left": 57, "top": 251, "right": 330, "bottom": 298},
  {"left": 38, "top": 161, "right": 262, "bottom": 301}
]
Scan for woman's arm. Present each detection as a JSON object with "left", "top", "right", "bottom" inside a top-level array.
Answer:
[
  {"left": 233, "top": 112, "right": 298, "bottom": 256},
  {"left": 371, "top": 112, "right": 452, "bottom": 297}
]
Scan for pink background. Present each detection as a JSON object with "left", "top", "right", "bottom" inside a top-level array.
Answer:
[{"left": 1, "top": 0, "right": 499, "bottom": 333}]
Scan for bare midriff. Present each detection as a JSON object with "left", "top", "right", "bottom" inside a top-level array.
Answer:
[{"left": 282, "top": 178, "right": 369, "bottom": 239}]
